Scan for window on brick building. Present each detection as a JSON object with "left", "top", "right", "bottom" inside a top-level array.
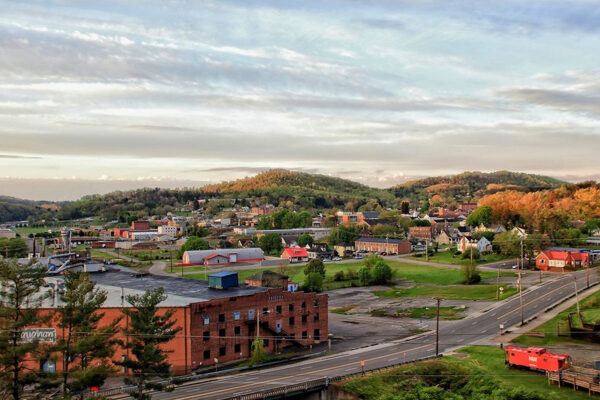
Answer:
[
  {"left": 262, "top": 307, "right": 269, "bottom": 316},
  {"left": 219, "top": 328, "right": 225, "bottom": 338},
  {"left": 218, "top": 313, "right": 225, "bottom": 322},
  {"left": 314, "top": 329, "right": 321, "bottom": 341},
  {"left": 263, "top": 339, "right": 269, "bottom": 347},
  {"left": 219, "top": 347, "right": 226, "bottom": 356},
  {"left": 302, "top": 315, "right": 307, "bottom": 324},
  {"left": 302, "top": 331, "right": 307, "bottom": 339},
  {"left": 202, "top": 316, "right": 210, "bottom": 325},
  {"left": 314, "top": 299, "right": 319, "bottom": 307},
  {"left": 203, "top": 331, "right": 210, "bottom": 341},
  {"left": 234, "top": 344, "right": 241, "bottom": 353},
  {"left": 288, "top": 303, "right": 294, "bottom": 312},
  {"left": 234, "top": 326, "right": 241, "bottom": 336},
  {"left": 203, "top": 350, "right": 210, "bottom": 360},
  {"left": 314, "top": 312, "right": 319, "bottom": 321},
  {"left": 233, "top": 311, "right": 241, "bottom": 320},
  {"left": 289, "top": 317, "right": 295, "bottom": 326},
  {"left": 301, "top": 301, "right": 306, "bottom": 309},
  {"left": 276, "top": 305, "right": 282, "bottom": 314}
]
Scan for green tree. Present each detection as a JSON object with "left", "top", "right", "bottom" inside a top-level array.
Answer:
[
  {"left": 0, "top": 259, "right": 49, "bottom": 400},
  {"left": 54, "top": 272, "right": 120, "bottom": 397},
  {"left": 257, "top": 233, "right": 282, "bottom": 254},
  {"left": 493, "top": 231, "right": 520, "bottom": 257},
  {"left": 583, "top": 218, "right": 600, "bottom": 235},
  {"left": 118, "top": 288, "right": 181, "bottom": 400},
  {"left": 357, "top": 266, "right": 372, "bottom": 286},
  {"left": 0, "top": 238, "right": 28, "bottom": 259},
  {"left": 298, "top": 234, "right": 314, "bottom": 247},
  {"left": 465, "top": 206, "right": 493, "bottom": 227},
  {"left": 401, "top": 201, "right": 410, "bottom": 214},
  {"left": 372, "top": 260, "right": 393, "bottom": 284},
  {"left": 371, "top": 224, "right": 398, "bottom": 237},
  {"left": 304, "top": 259, "right": 326, "bottom": 277},
  {"left": 362, "top": 254, "right": 384, "bottom": 269},
  {"left": 524, "top": 233, "right": 551, "bottom": 267},
  {"left": 410, "top": 219, "right": 431, "bottom": 227},
  {"left": 248, "top": 337, "right": 267, "bottom": 366},
  {"left": 472, "top": 231, "right": 495, "bottom": 241},
  {"left": 178, "top": 236, "right": 209, "bottom": 258},
  {"left": 461, "top": 263, "right": 481, "bottom": 285},
  {"left": 327, "top": 226, "right": 360, "bottom": 246},
  {"left": 554, "top": 228, "right": 583, "bottom": 246},
  {"left": 303, "top": 273, "right": 323, "bottom": 293}
]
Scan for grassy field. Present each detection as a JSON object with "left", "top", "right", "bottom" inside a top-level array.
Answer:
[
  {"left": 374, "top": 284, "right": 518, "bottom": 301},
  {"left": 339, "top": 345, "right": 590, "bottom": 400},
  {"left": 411, "top": 250, "right": 513, "bottom": 266},
  {"left": 396, "top": 306, "right": 467, "bottom": 320},
  {"left": 15, "top": 226, "right": 57, "bottom": 235},
  {"left": 512, "top": 289, "right": 600, "bottom": 346}
]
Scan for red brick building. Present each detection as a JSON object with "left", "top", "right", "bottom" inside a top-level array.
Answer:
[
  {"left": 354, "top": 238, "right": 412, "bottom": 255},
  {"left": 536, "top": 251, "right": 591, "bottom": 272},
  {"left": 409, "top": 226, "right": 434, "bottom": 241},
  {"left": 25, "top": 271, "right": 328, "bottom": 375}
]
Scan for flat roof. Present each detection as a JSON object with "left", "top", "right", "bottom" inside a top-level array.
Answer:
[
  {"left": 209, "top": 271, "right": 238, "bottom": 278},
  {"left": 85, "top": 270, "right": 267, "bottom": 303}
]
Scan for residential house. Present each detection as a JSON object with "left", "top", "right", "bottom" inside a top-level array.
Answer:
[
  {"left": 536, "top": 251, "right": 591, "bottom": 272},
  {"left": 281, "top": 247, "right": 309, "bottom": 263},
  {"left": 281, "top": 235, "right": 300, "bottom": 248},
  {"left": 305, "top": 243, "right": 334, "bottom": 260},
  {"left": 475, "top": 223, "right": 506, "bottom": 234},
  {"left": 511, "top": 227, "right": 528, "bottom": 238},
  {"left": 334, "top": 243, "right": 354, "bottom": 258},
  {"left": 477, "top": 237, "right": 493, "bottom": 254},
  {"left": 435, "top": 230, "right": 451, "bottom": 245}
]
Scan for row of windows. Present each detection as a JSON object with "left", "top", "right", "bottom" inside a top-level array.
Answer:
[
  {"left": 202, "top": 301, "right": 320, "bottom": 325},
  {"left": 203, "top": 344, "right": 242, "bottom": 360},
  {"left": 203, "top": 314, "right": 319, "bottom": 341}
]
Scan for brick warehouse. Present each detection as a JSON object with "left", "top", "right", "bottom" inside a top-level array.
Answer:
[
  {"left": 27, "top": 270, "right": 328, "bottom": 375},
  {"left": 354, "top": 237, "right": 412, "bottom": 255}
]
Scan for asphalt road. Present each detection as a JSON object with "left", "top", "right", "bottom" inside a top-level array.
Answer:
[{"left": 143, "top": 268, "right": 598, "bottom": 400}]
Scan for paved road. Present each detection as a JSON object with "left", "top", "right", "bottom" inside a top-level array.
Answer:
[{"left": 144, "top": 268, "right": 598, "bottom": 400}]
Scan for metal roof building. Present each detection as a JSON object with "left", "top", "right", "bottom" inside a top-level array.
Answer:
[{"left": 181, "top": 247, "right": 264, "bottom": 265}]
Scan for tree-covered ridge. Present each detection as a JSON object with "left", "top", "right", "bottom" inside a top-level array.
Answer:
[
  {"left": 0, "top": 196, "right": 65, "bottom": 223},
  {"left": 391, "top": 171, "right": 564, "bottom": 199}
]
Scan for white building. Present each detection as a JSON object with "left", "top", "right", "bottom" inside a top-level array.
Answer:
[{"left": 158, "top": 225, "right": 177, "bottom": 237}]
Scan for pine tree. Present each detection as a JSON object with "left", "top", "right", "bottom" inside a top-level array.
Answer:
[
  {"left": 54, "top": 271, "right": 120, "bottom": 397},
  {"left": 0, "top": 259, "right": 48, "bottom": 400},
  {"left": 117, "top": 288, "right": 181, "bottom": 400}
]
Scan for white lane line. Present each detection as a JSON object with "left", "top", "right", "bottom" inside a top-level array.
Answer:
[
  {"left": 299, "top": 366, "right": 312, "bottom": 370},
  {"left": 345, "top": 367, "right": 356, "bottom": 372},
  {"left": 388, "top": 357, "right": 398, "bottom": 362}
]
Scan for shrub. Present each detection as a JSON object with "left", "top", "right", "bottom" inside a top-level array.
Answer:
[
  {"left": 303, "top": 273, "right": 324, "bottom": 292},
  {"left": 304, "top": 259, "right": 326, "bottom": 277},
  {"left": 333, "top": 270, "right": 345, "bottom": 281}
]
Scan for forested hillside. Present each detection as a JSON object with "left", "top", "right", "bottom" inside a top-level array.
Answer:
[
  {"left": 391, "top": 171, "right": 563, "bottom": 201},
  {"left": 0, "top": 196, "right": 49, "bottom": 223}
]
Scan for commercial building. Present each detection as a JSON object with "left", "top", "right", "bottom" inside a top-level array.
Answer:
[
  {"left": 354, "top": 237, "right": 412, "bottom": 255},
  {"left": 409, "top": 226, "right": 433, "bottom": 241},
  {"left": 536, "top": 250, "right": 591, "bottom": 272},
  {"left": 24, "top": 270, "right": 328, "bottom": 374},
  {"left": 281, "top": 247, "right": 309, "bottom": 263},
  {"left": 181, "top": 248, "right": 264, "bottom": 266}
]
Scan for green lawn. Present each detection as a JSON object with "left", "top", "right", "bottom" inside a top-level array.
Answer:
[
  {"left": 397, "top": 306, "right": 467, "bottom": 320},
  {"left": 411, "top": 250, "right": 513, "bottom": 266},
  {"left": 15, "top": 226, "right": 56, "bottom": 235},
  {"left": 339, "top": 345, "right": 590, "bottom": 400},
  {"left": 512, "top": 289, "right": 600, "bottom": 346},
  {"left": 374, "top": 284, "right": 517, "bottom": 301}
]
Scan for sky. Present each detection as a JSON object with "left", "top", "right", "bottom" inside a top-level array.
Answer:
[{"left": 1, "top": 0, "right": 599, "bottom": 200}]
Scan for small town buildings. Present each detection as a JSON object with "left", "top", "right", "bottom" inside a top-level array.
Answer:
[
  {"left": 281, "top": 247, "right": 310, "bottom": 263},
  {"left": 511, "top": 227, "right": 528, "bottom": 238},
  {"left": 181, "top": 248, "right": 264, "bottom": 266},
  {"left": 435, "top": 230, "right": 451, "bottom": 245},
  {"left": 409, "top": 226, "right": 434, "bottom": 241},
  {"left": 158, "top": 225, "right": 177, "bottom": 237},
  {"left": 281, "top": 235, "right": 300, "bottom": 248},
  {"left": 233, "top": 226, "right": 256, "bottom": 236},
  {"left": 477, "top": 237, "right": 493, "bottom": 254},
  {"left": 334, "top": 243, "right": 355, "bottom": 258},
  {"left": 0, "top": 228, "right": 16, "bottom": 238},
  {"left": 255, "top": 228, "right": 332, "bottom": 240},
  {"left": 305, "top": 243, "right": 334, "bottom": 260},
  {"left": 457, "top": 236, "right": 491, "bottom": 254},
  {"left": 475, "top": 223, "right": 506, "bottom": 234},
  {"left": 24, "top": 270, "right": 327, "bottom": 374},
  {"left": 536, "top": 250, "right": 591, "bottom": 272},
  {"left": 354, "top": 237, "right": 412, "bottom": 255}
]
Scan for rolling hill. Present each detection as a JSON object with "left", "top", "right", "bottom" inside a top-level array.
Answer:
[
  {"left": 390, "top": 171, "right": 565, "bottom": 200},
  {"left": 4, "top": 170, "right": 572, "bottom": 221}
]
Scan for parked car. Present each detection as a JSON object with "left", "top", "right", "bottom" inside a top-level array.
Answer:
[
  {"left": 332, "top": 257, "right": 342, "bottom": 261},
  {"left": 322, "top": 258, "right": 332, "bottom": 263},
  {"left": 353, "top": 255, "right": 363, "bottom": 259}
]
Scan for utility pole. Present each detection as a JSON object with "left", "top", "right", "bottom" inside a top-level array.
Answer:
[
  {"left": 170, "top": 249, "right": 173, "bottom": 273},
  {"left": 496, "top": 264, "right": 500, "bottom": 300},
  {"left": 425, "top": 240, "right": 429, "bottom": 262},
  {"left": 518, "top": 257, "right": 524, "bottom": 325},
  {"left": 574, "top": 275, "right": 581, "bottom": 315},
  {"left": 587, "top": 254, "right": 590, "bottom": 289},
  {"left": 434, "top": 297, "right": 441, "bottom": 356}
]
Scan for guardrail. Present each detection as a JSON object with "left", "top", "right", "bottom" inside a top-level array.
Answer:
[{"left": 223, "top": 354, "right": 440, "bottom": 400}]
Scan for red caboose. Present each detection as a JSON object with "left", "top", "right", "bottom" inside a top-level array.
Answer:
[{"left": 505, "top": 346, "right": 571, "bottom": 372}]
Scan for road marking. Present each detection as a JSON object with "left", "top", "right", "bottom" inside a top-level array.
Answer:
[
  {"left": 299, "top": 366, "right": 312, "bottom": 370},
  {"left": 173, "top": 343, "right": 434, "bottom": 400},
  {"left": 388, "top": 357, "right": 398, "bottom": 362},
  {"left": 345, "top": 367, "right": 355, "bottom": 371}
]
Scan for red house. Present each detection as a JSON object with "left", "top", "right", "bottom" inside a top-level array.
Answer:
[
  {"left": 536, "top": 251, "right": 590, "bottom": 272},
  {"left": 281, "top": 247, "right": 309, "bottom": 263}
]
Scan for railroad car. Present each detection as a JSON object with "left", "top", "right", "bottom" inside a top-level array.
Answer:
[{"left": 505, "top": 346, "right": 571, "bottom": 372}]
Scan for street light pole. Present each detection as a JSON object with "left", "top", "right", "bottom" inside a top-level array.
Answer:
[
  {"left": 434, "top": 297, "right": 441, "bottom": 356},
  {"left": 574, "top": 275, "right": 581, "bottom": 315}
]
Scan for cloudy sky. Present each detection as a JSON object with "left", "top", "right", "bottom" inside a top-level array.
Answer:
[{"left": 1, "top": 1, "right": 599, "bottom": 200}]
